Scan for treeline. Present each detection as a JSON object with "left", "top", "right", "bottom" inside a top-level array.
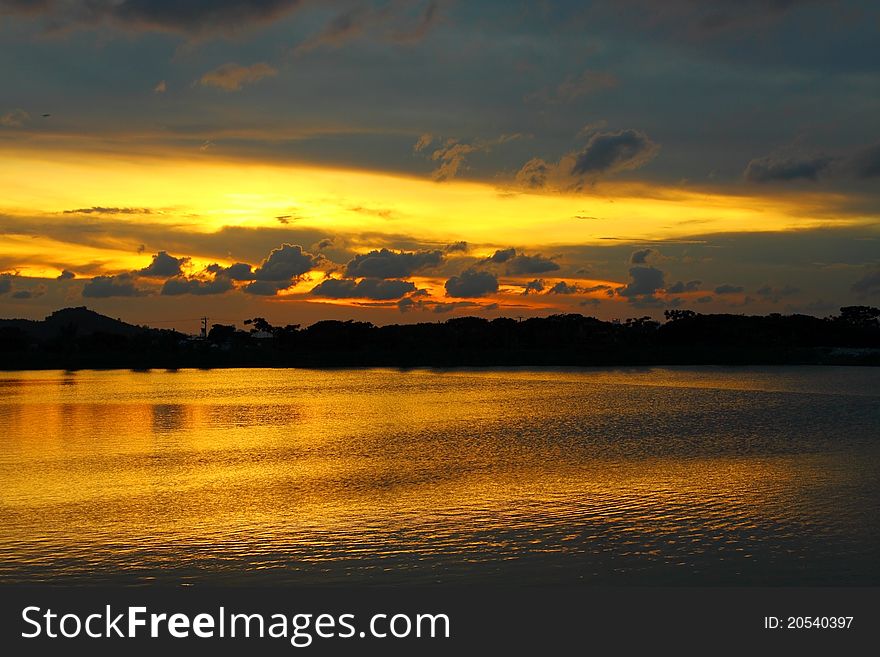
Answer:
[{"left": 1, "top": 306, "right": 879, "bottom": 370}]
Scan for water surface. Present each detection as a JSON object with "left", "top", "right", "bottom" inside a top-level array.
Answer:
[{"left": 1, "top": 366, "right": 878, "bottom": 585}]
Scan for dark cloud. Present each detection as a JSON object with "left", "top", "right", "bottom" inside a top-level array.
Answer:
[
  {"left": 696, "top": 295, "right": 713, "bottom": 303},
  {"left": 629, "top": 248, "right": 655, "bottom": 264},
  {"left": 617, "top": 266, "right": 665, "bottom": 297},
  {"left": 666, "top": 280, "right": 701, "bottom": 293},
  {"left": 756, "top": 284, "right": 799, "bottom": 302},
  {"left": 851, "top": 267, "right": 880, "bottom": 297},
  {"left": 483, "top": 248, "right": 517, "bottom": 264},
  {"left": 397, "top": 0, "right": 443, "bottom": 42},
  {"left": 253, "top": 243, "right": 317, "bottom": 281},
  {"left": 516, "top": 127, "right": 659, "bottom": 188},
  {"left": 571, "top": 129, "right": 660, "bottom": 177},
  {"left": 430, "top": 301, "right": 485, "bottom": 314},
  {"left": 444, "top": 268, "right": 498, "bottom": 298},
  {"left": 345, "top": 248, "right": 442, "bottom": 278},
  {"left": 2, "top": 0, "right": 311, "bottom": 40},
  {"left": 241, "top": 280, "right": 292, "bottom": 296},
  {"left": 161, "top": 276, "right": 234, "bottom": 296},
  {"left": 714, "top": 284, "right": 745, "bottom": 294},
  {"left": 310, "top": 277, "right": 417, "bottom": 300},
  {"left": 82, "top": 273, "right": 148, "bottom": 298},
  {"left": 0, "top": 274, "right": 13, "bottom": 295},
  {"left": 507, "top": 253, "right": 560, "bottom": 275},
  {"left": 0, "top": 1, "right": 53, "bottom": 16},
  {"left": 206, "top": 262, "right": 255, "bottom": 280},
  {"left": 56, "top": 269, "right": 76, "bottom": 280},
  {"left": 547, "top": 281, "right": 580, "bottom": 294},
  {"left": 445, "top": 240, "right": 468, "bottom": 253},
  {"left": 63, "top": 206, "right": 153, "bottom": 215},
  {"left": 139, "top": 251, "right": 189, "bottom": 278},
  {"left": 848, "top": 142, "right": 880, "bottom": 179},
  {"left": 744, "top": 153, "right": 835, "bottom": 183},
  {"left": 482, "top": 248, "right": 559, "bottom": 275},
  {"left": 522, "top": 279, "right": 544, "bottom": 295},
  {"left": 108, "top": 0, "right": 302, "bottom": 33}
]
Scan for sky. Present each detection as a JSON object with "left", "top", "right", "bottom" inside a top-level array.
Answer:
[{"left": 1, "top": 0, "right": 878, "bottom": 332}]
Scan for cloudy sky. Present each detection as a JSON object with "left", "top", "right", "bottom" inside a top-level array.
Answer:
[{"left": 1, "top": 0, "right": 878, "bottom": 331}]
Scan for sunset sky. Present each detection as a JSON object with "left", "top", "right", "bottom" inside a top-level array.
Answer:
[{"left": 1, "top": 0, "right": 878, "bottom": 331}]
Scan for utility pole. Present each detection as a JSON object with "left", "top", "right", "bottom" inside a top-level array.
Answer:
[{"left": 200, "top": 316, "right": 208, "bottom": 339}]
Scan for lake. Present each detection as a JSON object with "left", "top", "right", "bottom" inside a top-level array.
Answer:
[{"left": 1, "top": 366, "right": 878, "bottom": 585}]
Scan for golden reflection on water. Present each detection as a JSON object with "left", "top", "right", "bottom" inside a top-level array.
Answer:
[{"left": 1, "top": 367, "right": 878, "bottom": 584}]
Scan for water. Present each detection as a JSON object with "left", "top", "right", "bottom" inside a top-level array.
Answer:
[{"left": 1, "top": 366, "right": 878, "bottom": 585}]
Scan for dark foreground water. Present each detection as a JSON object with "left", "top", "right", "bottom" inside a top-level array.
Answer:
[{"left": 0, "top": 366, "right": 878, "bottom": 585}]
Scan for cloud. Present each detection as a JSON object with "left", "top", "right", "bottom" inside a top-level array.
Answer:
[
  {"left": 756, "top": 284, "right": 799, "bottom": 302},
  {"left": 851, "top": 267, "right": 880, "bottom": 297},
  {"left": 744, "top": 153, "right": 835, "bottom": 183},
  {"left": 445, "top": 240, "right": 468, "bottom": 253},
  {"left": 206, "top": 262, "right": 255, "bottom": 280},
  {"left": 139, "top": 251, "right": 189, "bottom": 277},
  {"left": 413, "top": 133, "right": 434, "bottom": 152},
  {"left": 296, "top": 0, "right": 444, "bottom": 53},
  {"left": 82, "top": 273, "right": 148, "bottom": 298},
  {"left": 345, "top": 248, "right": 442, "bottom": 278},
  {"left": 0, "top": 274, "right": 12, "bottom": 295},
  {"left": 153, "top": 80, "right": 167, "bottom": 93},
  {"left": 0, "top": 109, "right": 29, "bottom": 128},
  {"left": 714, "top": 284, "right": 745, "bottom": 294},
  {"left": 507, "top": 253, "right": 560, "bottom": 275},
  {"left": 423, "top": 134, "right": 521, "bottom": 181},
  {"left": 56, "top": 269, "right": 75, "bottom": 280},
  {"left": 116, "top": 0, "right": 305, "bottom": 32},
  {"left": 547, "top": 281, "right": 580, "bottom": 294},
  {"left": 515, "top": 158, "right": 552, "bottom": 188},
  {"left": 0, "top": 1, "right": 52, "bottom": 16},
  {"left": 522, "top": 279, "right": 544, "bottom": 295},
  {"left": 200, "top": 62, "right": 277, "bottom": 91},
  {"left": 481, "top": 248, "right": 559, "bottom": 275},
  {"left": 666, "top": 280, "right": 701, "bottom": 293},
  {"left": 391, "top": 0, "right": 444, "bottom": 44},
  {"left": 63, "top": 206, "right": 154, "bottom": 215},
  {"left": 848, "top": 142, "right": 880, "bottom": 179},
  {"left": 161, "top": 276, "right": 233, "bottom": 296},
  {"left": 310, "top": 277, "right": 416, "bottom": 300},
  {"left": 572, "top": 129, "right": 660, "bottom": 177},
  {"left": 252, "top": 243, "right": 317, "bottom": 281},
  {"left": 527, "top": 69, "right": 618, "bottom": 104},
  {"left": 242, "top": 280, "right": 292, "bottom": 296},
  {"left": 617, "top": 266, "right": 665, "bottom": 297},
  {"left": 445, "top": 268, "right": 498, "bottom": 298},
  {"left": 483, "top": 248, "right": 516, "bottom": 264},
  {"left": 430, "top": 301, "right": 486, "bottom": 314},
  {"left": 516, "top": 127, "right": 659, "bottom": 188},
  {"left": 295, "top": 4, "right": 372, "bottom": 53},
  {"left": 629, "top": 248, "right": 655, "bottom": 265}
]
